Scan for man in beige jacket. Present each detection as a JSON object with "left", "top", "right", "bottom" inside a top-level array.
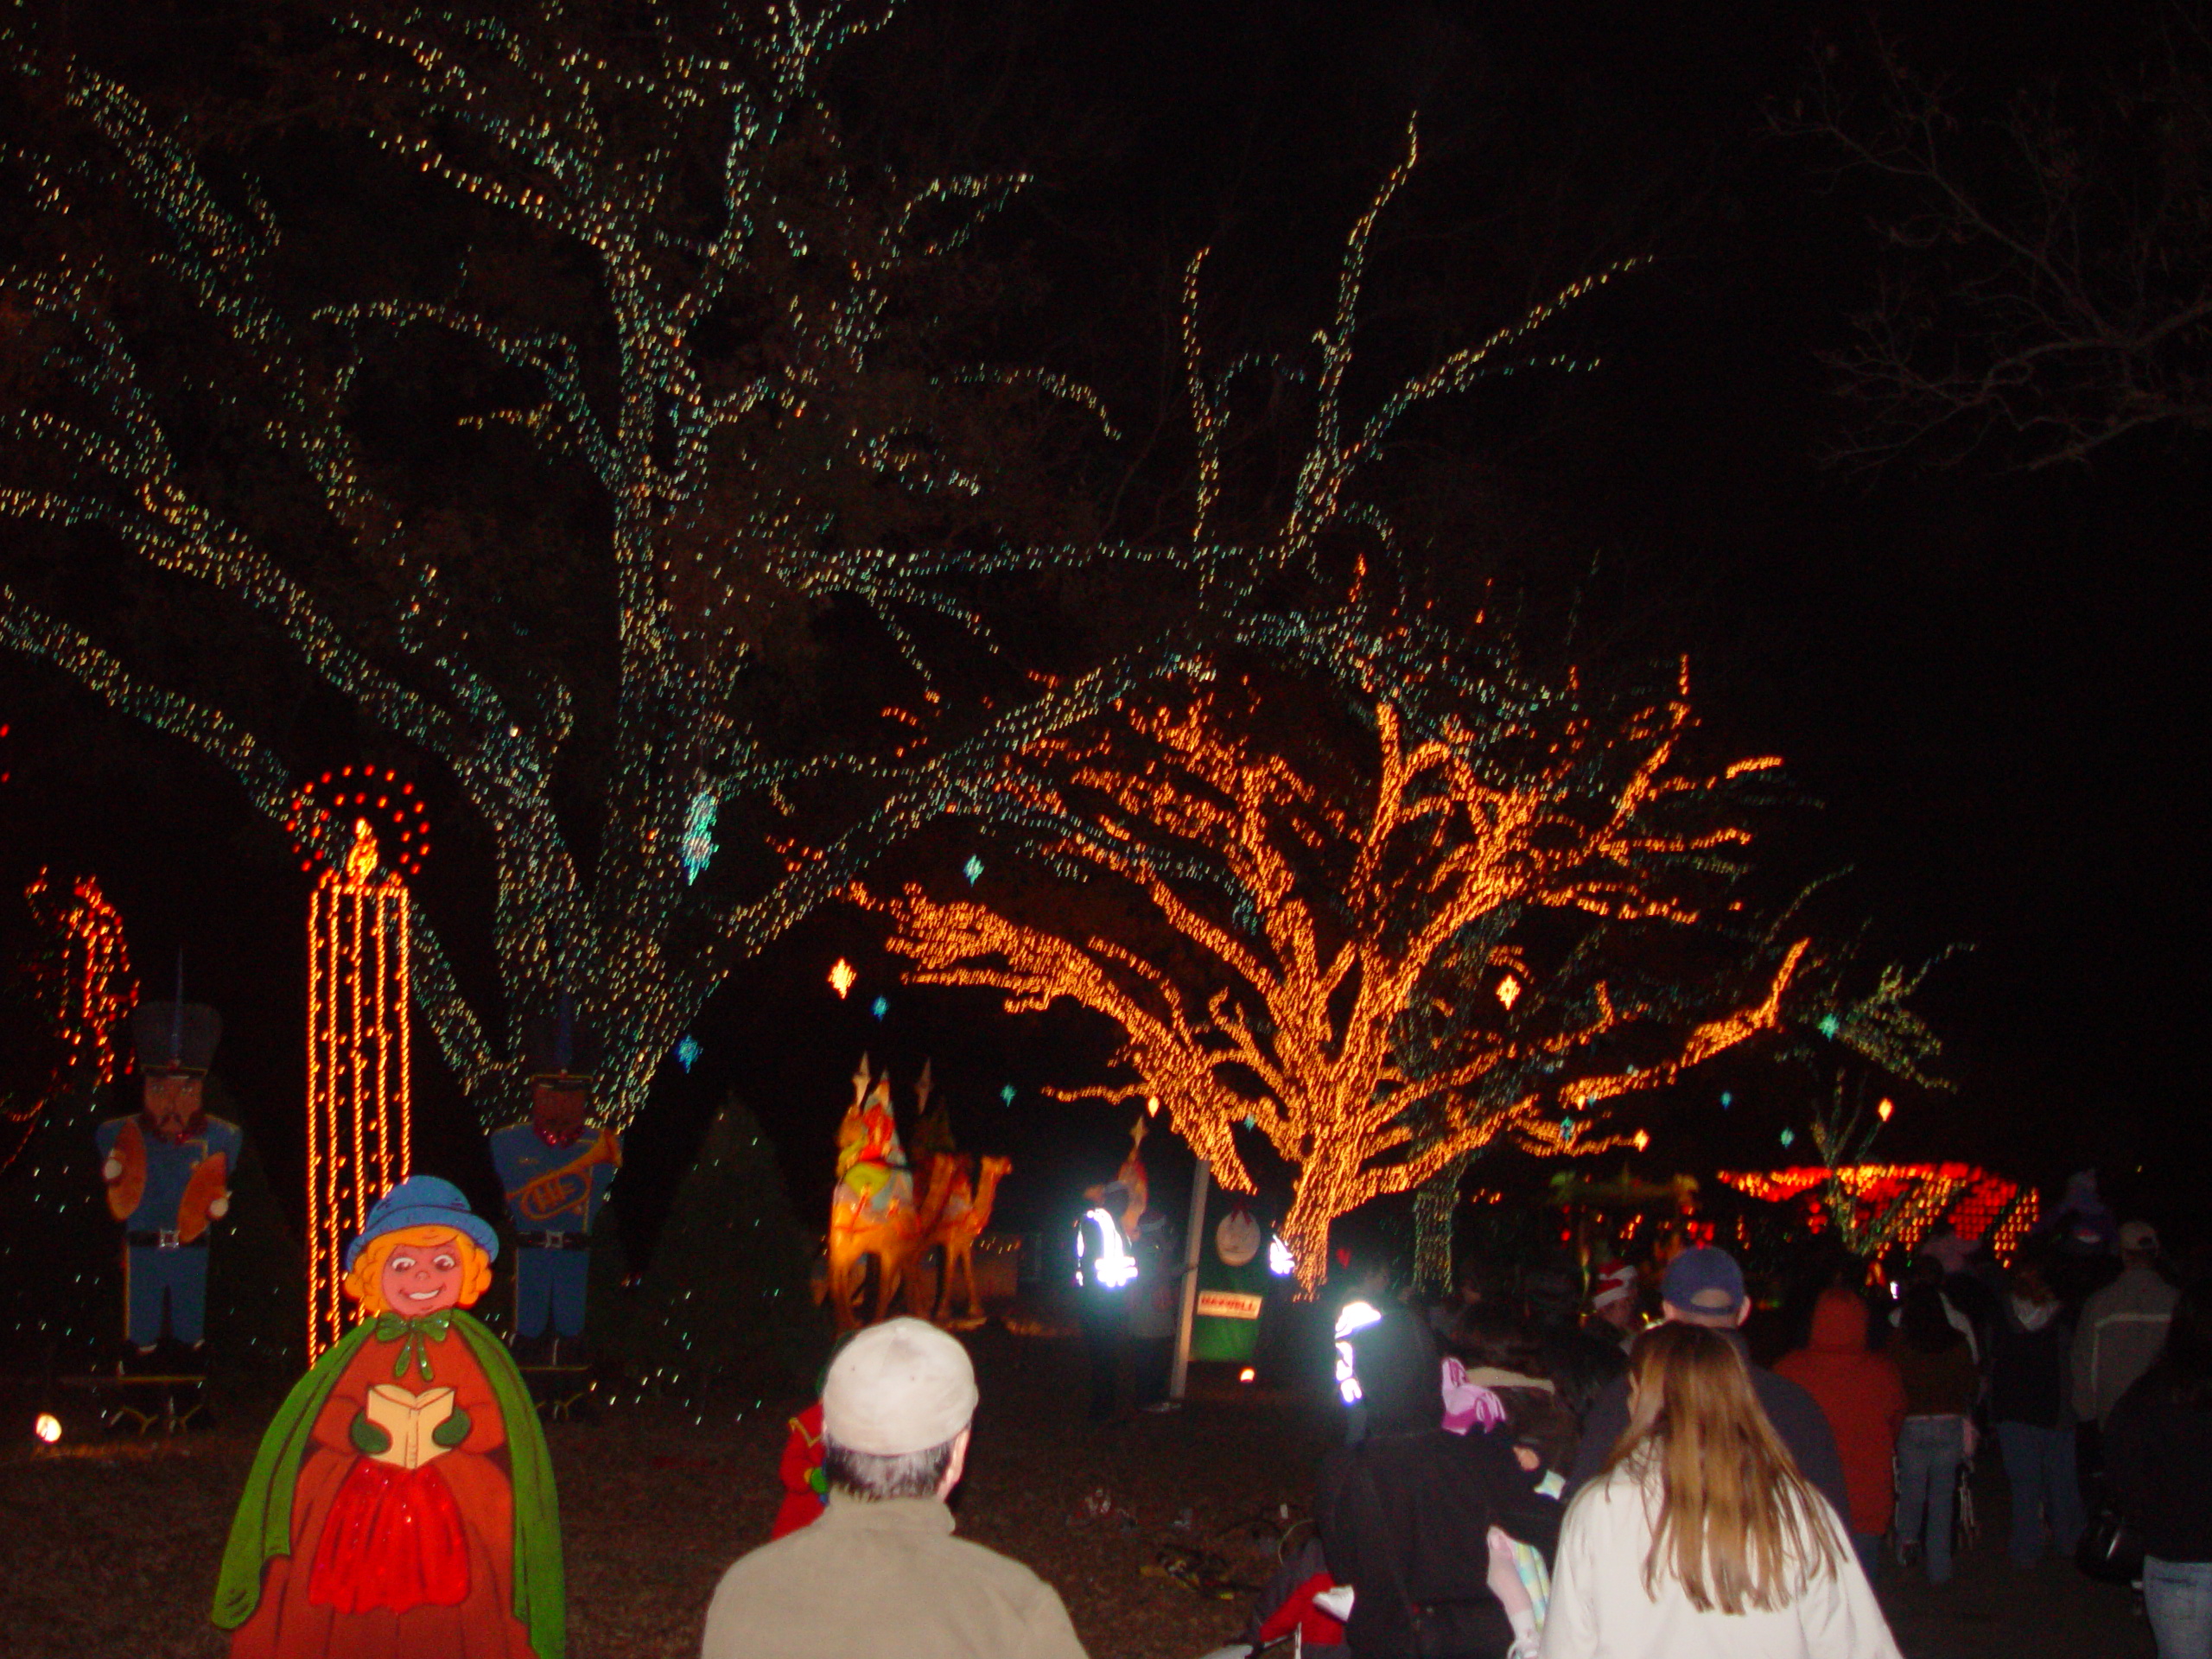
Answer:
[{"left": 701, "top": 1318, "right": 1090, "bottom": 1659}]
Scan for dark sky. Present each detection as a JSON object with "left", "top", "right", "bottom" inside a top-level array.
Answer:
[{"left": 2, "top": 0, "right": 2204, "bottom": 1250}]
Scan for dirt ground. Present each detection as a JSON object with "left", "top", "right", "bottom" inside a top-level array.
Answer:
[{"left": 0, "top": 1323, "right": 2153, "bottom": 1658}]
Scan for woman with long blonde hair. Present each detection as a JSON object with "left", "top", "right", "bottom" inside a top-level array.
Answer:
[{"left": 1541, "top": 1323, "right": 1899, "bottom": 1658}]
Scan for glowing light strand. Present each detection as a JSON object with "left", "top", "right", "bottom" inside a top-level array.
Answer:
[{"left": 304, "top": 823, "right": 414, "bottom": 1360}]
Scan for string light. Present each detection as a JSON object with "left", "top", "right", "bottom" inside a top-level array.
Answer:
[
  {"left": 868, "top": 682, "right": 1852, "bottom": 1294},
  {"left": 288, "top": 766, "right": 429, "bottom": 880},
  {"left": 0, "top": 12, "right": 1674, "bottom": 1155},
  {"left": 1719, "top": 1163, "right": 2041, "bottom": 1263},
  {"left": 3, "top": 873, "right": 136, "bottom": 1174},
  {"left": 305, "top": 821, "right": 413, "bottom": 1360}
]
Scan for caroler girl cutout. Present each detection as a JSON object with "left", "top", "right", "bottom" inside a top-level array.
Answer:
[{"left": 213, "top": 1177, "right": 564, "bottom": 1659}]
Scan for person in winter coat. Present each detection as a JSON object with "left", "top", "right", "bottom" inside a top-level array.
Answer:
[
  {"left": 2075, "top": 1221, "right": 2179, "bottom": 1432},
  {"left": 1988, "top": 1260, "right": 2085, "bottom": 1567},
  {"left": 1316, "top": 1307, "right": 1562, "bottom": 1658},
  {"left": 1776, "top": 1288, "right": 1908, "bottom": 1584},
  {"left": 2107, "top": 1284, "right": 2212, "bottom": 1659},
  {"left": 1567, "top": 1249, "right": 1851, "bottom": 1529},
  {"left": 1541, "top": 1324, "right": 1901, "bottom": 1659},
  {"left": 1890, "top": 1285, "right": 1981, "bottom": 1584}
]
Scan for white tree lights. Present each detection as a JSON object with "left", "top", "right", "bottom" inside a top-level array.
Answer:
[{"left": 304, "top": 822, "right": 413, "bottom": 1359}]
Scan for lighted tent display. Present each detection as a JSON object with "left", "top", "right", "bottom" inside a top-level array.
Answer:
[{"left": 1715, "top": 1162, "right": 2040, "bottom": 1262}]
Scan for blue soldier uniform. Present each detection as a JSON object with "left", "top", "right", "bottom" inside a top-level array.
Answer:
[
  {"left": 488, "top": 1118, "right": 620, "bottom": 1340},
  {"left": 99, "top": 999, "right": 239, "bottom": 1351}
]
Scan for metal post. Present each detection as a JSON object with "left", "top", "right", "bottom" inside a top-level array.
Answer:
[{"left": 1169, "top": 1158, "right": 1211, "bottom": 1401}]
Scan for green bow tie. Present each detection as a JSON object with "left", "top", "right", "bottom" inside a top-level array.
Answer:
[{"left": 372, "top": 1309, "right": 454, "bottom": 1381}]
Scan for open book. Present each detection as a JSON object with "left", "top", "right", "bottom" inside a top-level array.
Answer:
[{"left": 364, "top": 1384, "right": 457, "bottom": 1471}]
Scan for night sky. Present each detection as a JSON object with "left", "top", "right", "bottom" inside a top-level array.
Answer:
[{"left": 2, "top": 0, "right": 2203, "bottom": 1256}]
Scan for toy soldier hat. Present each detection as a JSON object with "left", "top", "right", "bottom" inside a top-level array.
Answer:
[
  {"left": 133, "top": 1001, "right": 221, "bottom": 1074},
  {"left": 523, "top": 1003, "right": 601, "bottom": 1080},
  {"left": 343, "top": 1174, "right": 500, "bottom": 1269}
]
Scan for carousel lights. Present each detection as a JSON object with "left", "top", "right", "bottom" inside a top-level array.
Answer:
[
  {"left": 870, "top": 995, "right": 889, "bottom": 1020},
  {"left": 1878, "top": 1097, "right": 1895, "bottom": 1122},
  {"left": 304, "top": 820, "right": 413, "bottom": 1360},
  {"left": 963, "top": 855, "right": 985, "bottom": 885},
  {"left": 1268, "top": 1235, "right": 1295, "bottom": 1277},
  {"left": 675, "top": 1033, "right": 702, "bottom": 1072},
  {"left": 829, "top": 959, "right": 857, "bottom": 999},
  {"left": 33, "top": 1412, "right": 60, "bottom": 1444},
  {"left": 1497, "top": 975, "right": 1521, "bottom": 1010}
]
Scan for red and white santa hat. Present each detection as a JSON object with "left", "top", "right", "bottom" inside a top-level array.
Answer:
[{"left": 1591, "top": 1260, "right": 1636, "bottom": 1312}]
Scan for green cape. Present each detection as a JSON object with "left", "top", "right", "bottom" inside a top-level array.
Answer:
[{"left": 210, "top": 1308, "right": 564, "bottom": 1659}]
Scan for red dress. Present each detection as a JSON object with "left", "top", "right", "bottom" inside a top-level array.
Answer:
[{"left": 228, "top": 1329, "right": 538, "bottom": 1659}]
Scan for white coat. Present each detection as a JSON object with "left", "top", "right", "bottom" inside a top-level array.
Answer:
[{"left": 1540, "top": 1459, "right": 1902, "bottom": 1659}]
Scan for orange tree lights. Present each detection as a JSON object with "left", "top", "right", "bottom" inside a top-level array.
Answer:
[
  {"left": 865, "top": 672, "right": 1922, "bottom": 1294},
  {"left": 303, "top": 821, "right": 414, "bottom": 1359},
  {"left": 3, "top": 871, "right": 136, "bottom": 1173}
]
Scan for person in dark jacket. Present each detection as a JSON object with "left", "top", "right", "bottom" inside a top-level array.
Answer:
[
  {"left": 1316, "top": 1306, "right": 1561, "bottom": 1657},
  {"left": 1566, "top": 1248, "right": 1851, "bottom": 1527},
  {"left": 1987, "top": 1259, "right": 2085, "bottom": 1567},
  {"left": 1891, "top": 1285, "right": 1982, "bottom": 1584},
  {"left": 2107, "top": 1284, "right": 2212, "bottom": 1659}
]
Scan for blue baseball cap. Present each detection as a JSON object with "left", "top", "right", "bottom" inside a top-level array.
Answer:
[
  {"left": 1661, "top": 1247, "right": 1746, "bottom": 1319},
  {"left": 343, "top": 1175, "right": 500, "bottom": 1269}
]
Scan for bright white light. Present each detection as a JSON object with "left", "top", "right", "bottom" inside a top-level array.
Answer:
[
  {"left": 33, "top": 1413, "right": 60, "bottom": 1444},
  {"left": 1078, "top": 1205, "right": 1139, "bottom": 1288},
  {"left": 1334, "top": 1299, "right": 1383, "bottom": 1340},
  {"left": 1268, "top": 1235, "right": 1295, "bottom": 1277}
]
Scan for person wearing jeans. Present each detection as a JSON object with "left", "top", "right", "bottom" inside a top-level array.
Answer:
[
  {"left": 1988, "top": 1262, "right": 2084, "bottom": 1567},
  {"left": 1895, "top": 1415, "right": 1969, "bottom": 1582},
  {"left": 2107, "top": 1285, "right": 2212, "bottom": 1659},
  {"left": 1994, "top": 1420, "right": 2086, "bottom": 1567}
]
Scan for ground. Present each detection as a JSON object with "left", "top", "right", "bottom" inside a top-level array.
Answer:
[{"left": 0, "top": 1325, "right": 2151, "bottom": 1657}]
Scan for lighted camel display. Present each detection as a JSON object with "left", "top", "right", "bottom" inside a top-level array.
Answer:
[
  {"left": 817, "top": 1058, "right": 955, "bottom": 1331},
  {"left": 922, "top": 1154, "right": 1013, "bottom": 1327}
]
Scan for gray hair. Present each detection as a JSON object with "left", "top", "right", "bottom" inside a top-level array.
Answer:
[{"left": 822, "top": 1431, "right": 961, "bottom": 1501}]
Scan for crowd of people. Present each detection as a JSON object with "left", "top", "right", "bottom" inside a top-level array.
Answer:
[{"left": 705, "top": 1214, "right": 2212, "bottom": 1659}]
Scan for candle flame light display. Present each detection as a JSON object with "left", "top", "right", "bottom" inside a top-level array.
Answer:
[{"left": 304, "top": 819, "right": 414, "bottom": 1359}]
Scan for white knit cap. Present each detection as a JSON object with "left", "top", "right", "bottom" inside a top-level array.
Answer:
[{"left": 821, "top": 1318, "right": 979, "bottom": 1456}]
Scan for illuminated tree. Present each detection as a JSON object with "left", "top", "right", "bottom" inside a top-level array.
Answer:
[
  {"left": 0, "top": 3, "right": 1153, "bottom": 1130},
  {"left": 865, "top": 663, "right": 1909, "bottom": 1294},
  {"left": 0, "top": 7, "right": 1637, "bottom": 1142}
]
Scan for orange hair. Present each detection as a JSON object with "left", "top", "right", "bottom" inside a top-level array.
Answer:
[{"left": 343, "top": 1224, "right": 494, "bottom": 1316}]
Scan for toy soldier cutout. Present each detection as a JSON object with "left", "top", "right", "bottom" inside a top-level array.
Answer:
[
  {"left": 98, "top": 997, "right": 242, "bottom": 1361},
  {"left": 489, "top": 1003, "right": 620, "bottom": 1361}
]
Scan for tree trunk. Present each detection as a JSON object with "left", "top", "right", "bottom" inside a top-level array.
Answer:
[
  {"left": 1279, "top": 1166, "right": 1344, "bottom": 1300},
  {"left": 1412, "top": 1151, "right": 1472, "bottom": 1295}
]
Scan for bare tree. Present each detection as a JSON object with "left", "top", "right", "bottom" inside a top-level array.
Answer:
[{"left": 1782, "top": 12, "right": 2212, "bottom": 467}]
